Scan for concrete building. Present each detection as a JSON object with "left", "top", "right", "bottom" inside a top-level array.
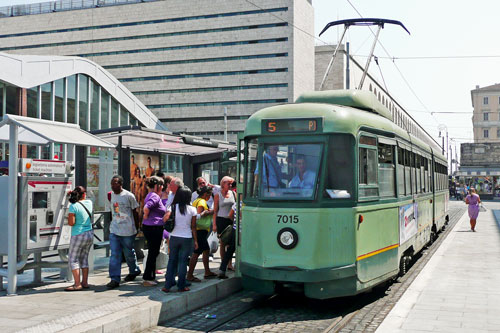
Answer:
[
  {"left": 470, "top": 83, "right": 500, "bottom": 143},
  {"left": 0, "top": 0, "right": 314, "bottom": 142}
]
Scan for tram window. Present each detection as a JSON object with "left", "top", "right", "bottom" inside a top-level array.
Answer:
[
  {"left": 245, "top": 139, "right": 258, "bottom": 198},
  {"left": 378, "top": 143, "right": 395, "bottom": 198},
  {"left": 397, "top": 147, "right": 405, "bottom": 196},
  {"left": 325, "top": 134, "right": 354, "bottom": 199},
  {"left": 254, "top": 143, "right": 323, "bottom": 200},
  {"left": 359, "top": 146, "right": 378, "bottom": 198}
]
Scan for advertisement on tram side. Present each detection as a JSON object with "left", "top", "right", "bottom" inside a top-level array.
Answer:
[{"left": 399, "top": 202, "right": 418, "bottom": 244}]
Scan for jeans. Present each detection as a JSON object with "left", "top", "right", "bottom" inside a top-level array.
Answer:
[
  {"left": 164, "top": 236, "right": 193, "bottom": 290},
  {"left": 109, "top": 233, "right": 141, "bottom": 282},
  {"left": 142, "top": 225, "right": 164, "bottom": 281}
]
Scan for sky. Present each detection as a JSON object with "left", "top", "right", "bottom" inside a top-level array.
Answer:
[{"left": 1, "top": 0, "right": 496, "bottom": 161}]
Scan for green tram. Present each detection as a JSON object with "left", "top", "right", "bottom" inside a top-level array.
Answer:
[{"left": 235, "top": 90, "right": 449, "bottom": 299}]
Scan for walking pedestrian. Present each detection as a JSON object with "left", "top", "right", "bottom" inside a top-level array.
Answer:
[
  {"left": 142, "top": 176, "right": 166, "bottom": 286},
  {"left": 465, "top": 188, "right": 481, "bottom": 232},
  {"left": 162, "top": 187, "right": 199, "bottom": 292},
  {"left": 106, "top": 175, "right": 142, "bottom": 289},
  {"left": 65, "top": 186, "right": 94, "bottom": 291},
  {"left": 187, "top": 186, "right": 217, "bottom": 282}
]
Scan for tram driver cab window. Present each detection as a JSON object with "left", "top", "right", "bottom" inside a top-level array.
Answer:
[{"left": 253, "top": 143, "right": 322, "bottom": 199}]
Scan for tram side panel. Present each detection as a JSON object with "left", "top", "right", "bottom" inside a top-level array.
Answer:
[{"left": 354, "top": 205, "right": 400, "bottom": 286}]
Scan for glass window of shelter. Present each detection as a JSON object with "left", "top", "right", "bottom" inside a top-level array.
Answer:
[
  {"left": 41, "top": 82, "right": 51, "bottom": 120},
  {"left": 27, "top": 86, "right": 38, "bottom": 118},
  {"left": 90, "top": 80, "right": 100, "bottom": 130},
  {"left": 79, "top": 75, "right": 89, "bottom": 130},
  {"left": 54, "top": 79, "right": 64, "bottom": 122},
  {"left": 67, "top": 75, "right": 77, "bottom": 124},
  {"left": 101, "top": 90, "right": 110, "bottom": 129}
]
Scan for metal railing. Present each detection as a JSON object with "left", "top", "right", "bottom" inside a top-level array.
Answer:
[{"left": 0, "top": 0, "right": 160, "bottom": 18}]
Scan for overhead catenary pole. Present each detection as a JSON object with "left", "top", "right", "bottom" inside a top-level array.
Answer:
[
  {"left": 319, "top": 25, "right": 348, "bottom": 91},
  {"left": 358, "top": 25, "right": 382, "bottom": 90}
]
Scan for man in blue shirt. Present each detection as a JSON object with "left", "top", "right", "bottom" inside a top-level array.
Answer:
[
  {"left": 256, "top": 145, "right": 283, "bottom": 189},
  {"left": 289, "top": 156, "right": 315, "bottom": 189}
]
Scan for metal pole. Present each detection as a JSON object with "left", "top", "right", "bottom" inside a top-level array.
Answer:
[
  {"left": 358, "top": 25, "right": 382, "bottom": 90},
  {"left": 319, "top": 25, "right": 348, "bottom": 91},
  {"left": 7, "top": 123, "right": 18, "bottom": 295},
  {"left": 224, "top": 107, "right": 228, "bottom": 142},
  {"left": 442, "top": 136, "right": 444, "bottom": 155},
  {"left": 345, "top": 42, "right": 350, "bottom": 89}
]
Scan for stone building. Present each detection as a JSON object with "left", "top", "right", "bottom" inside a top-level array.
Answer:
[
  {"left": 470, "top": 83, "right": 500, "bottom": 143},
  {"left": 0, "top": 0, "right": 314, "bottom": 142}
]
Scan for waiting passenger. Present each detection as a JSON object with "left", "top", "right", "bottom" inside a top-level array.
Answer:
[
  {"left": 289, "top": 156, "right": 315, "bottom": 189},
  {"left": 65, "top": 186, "right": 93, "bottom": 291},
  {"left": 106, "top": 175, "right": 142, "bottom": 289}
]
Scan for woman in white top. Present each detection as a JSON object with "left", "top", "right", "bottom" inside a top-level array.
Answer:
[
  {"left": 213, "top": 176, "right": 236, "bottom": 271},
  {"left": 162, "top": 187, "right": 199, "bottom": 292}
]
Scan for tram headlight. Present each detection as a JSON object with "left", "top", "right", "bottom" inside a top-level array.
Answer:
[{"left": 277, "top": 228, "right": 298, "bottom": 250}]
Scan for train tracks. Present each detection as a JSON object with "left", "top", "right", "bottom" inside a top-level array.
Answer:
[{"left": 150, "top": 204, "right": 466, "bottom": 333}]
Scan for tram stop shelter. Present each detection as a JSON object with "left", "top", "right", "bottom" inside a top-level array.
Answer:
[
  {"left": 0, "top": 114, "right": 115, "bottom": 295},
  {"left": 91, "top": 126, "right": 237, "bottom": 192}
]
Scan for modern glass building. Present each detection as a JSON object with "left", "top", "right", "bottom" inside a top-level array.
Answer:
[{"left": 0, "top": 0, "right": 314, "bottom": 142}]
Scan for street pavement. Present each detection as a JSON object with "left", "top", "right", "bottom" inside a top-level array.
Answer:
[
  {"left": 376, "top": 200, "right": 500, "bottom": 332},
  {"left": 0, "top": 250, "right": 239, "bottom": 332}
]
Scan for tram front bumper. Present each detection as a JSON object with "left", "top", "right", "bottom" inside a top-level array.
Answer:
[
  {"left": 240, "top": 262, "right": 356, "bottom": 282},
  {"left": 240, "top": 262, "right": 359, "bottom": 299}
]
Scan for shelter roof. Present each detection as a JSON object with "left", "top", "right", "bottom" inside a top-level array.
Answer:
[
  {"left": 0, "top": 52, "right": 166, "bottom": 131},
  {"left": 94, "top": 127, "right": 236, "bottom": 156},
  {"left": 0, "top": 114, "right": 115, "bottom": 148}
]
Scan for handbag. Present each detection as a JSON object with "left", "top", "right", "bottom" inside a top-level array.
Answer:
[
  {"left": 163, "top": 204, "right": 176, "bottom": 232},
  {"left": 193, "top": 198, "right": 212, "bottom": 231},
  {"left": 219, "top": 224, "right": 233, "bottom": 245}
]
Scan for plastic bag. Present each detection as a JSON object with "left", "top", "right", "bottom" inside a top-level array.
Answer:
[
  {"left": 142, "top": 239, "right": 169, "bottom": 270},
  {"left": 208, "top": 231, "right": 219, "bottom": 254}
]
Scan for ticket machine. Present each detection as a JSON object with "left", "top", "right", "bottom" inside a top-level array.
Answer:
[{"left": 0, "top": 159, "right": 74, "bottom": 256}]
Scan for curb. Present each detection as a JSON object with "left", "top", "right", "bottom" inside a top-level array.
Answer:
[{"left": 21, "top": 277, "right": 242, "bottom": 333}]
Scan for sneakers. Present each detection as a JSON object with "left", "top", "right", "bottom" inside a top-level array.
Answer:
[
  {"left": 143, "top": 280, "right": 158, "bottom": 287},
  {"left": 124, "top": 272, "right": 141, "bottom": 282},
  {"left": 106, "top": 280, "right": 120, "bottom": 289}
]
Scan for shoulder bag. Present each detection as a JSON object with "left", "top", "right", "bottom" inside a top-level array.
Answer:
[
  {"left": 164, "top": 204, "right": 176, "bottom": 232},
  {"left": 77, "top": 201, "right": 93, "bottom": 221}
]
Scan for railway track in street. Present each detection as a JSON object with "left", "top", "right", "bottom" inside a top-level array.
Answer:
[{"left": 148, "top": 203, "right": 466, "bottom": 333}]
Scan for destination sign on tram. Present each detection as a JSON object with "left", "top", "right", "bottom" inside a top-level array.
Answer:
[{"left": 264, "top": 118, "right": 322, "bottom": 133}]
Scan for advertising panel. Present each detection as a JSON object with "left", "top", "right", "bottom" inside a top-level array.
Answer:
[
  {"left": 399, "top": 202, "right": 418, "bottom": 245},
  {"left": 130, "top": 152, "right": 160, "bottom": 220}
]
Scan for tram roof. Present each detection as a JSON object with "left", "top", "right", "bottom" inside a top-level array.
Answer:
[{"left": 244, "top": 101, "right": 444, "bottom": 159}]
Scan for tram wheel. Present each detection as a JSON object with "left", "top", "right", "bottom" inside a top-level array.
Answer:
[{"left": 399, "top": 255, "right": 411, "bottom": 277}]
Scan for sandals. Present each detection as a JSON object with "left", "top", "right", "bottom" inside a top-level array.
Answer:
[
  {"left": 64, "top": 285, "right": 83, "bottom": 291},
  {"left": 161, "top": 287, "right": 170, "bottom": 293},
  {"left": 204, "top": 272, "right": 217, "bottom": 279},
  {"left": 178, "top": 287, "right": 190, "bottom": 292},
  {"left": 227, "top": 267, "right": 235, "bottom": 271},
  {"left": 186, "top": 276, "right": 202, "bottom": 283},
  {"left": 82, "top": 284, "right": 90, "bottom": 289}
]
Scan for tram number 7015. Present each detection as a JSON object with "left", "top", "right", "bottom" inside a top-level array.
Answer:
[{"left": 277, "top": 215, "right": 299, "bottom": 223}]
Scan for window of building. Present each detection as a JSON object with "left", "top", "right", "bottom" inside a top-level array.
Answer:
[
  {"left": 484, "top": 112, "right": 489, "bottom": 121},
  {"left": 484, "top": 97, "right": 489, "bottom": 105},
  {"left": 497, "top": 128, "right": 500, "bottom": 138},
  {"left": 484, "top": 129, "right": 489, "bottom": 138}
]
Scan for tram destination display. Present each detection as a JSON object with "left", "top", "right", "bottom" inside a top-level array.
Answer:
[{"left": 264, "top": 118, "right": 322, "bottom": 133}]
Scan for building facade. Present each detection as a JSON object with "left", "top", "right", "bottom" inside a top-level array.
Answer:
[
  {"left": 0, "top": 0, "right": 314, "bottom": 142},
  {"left": 471, "top": 83, "right": 500, "bottom": 143}
]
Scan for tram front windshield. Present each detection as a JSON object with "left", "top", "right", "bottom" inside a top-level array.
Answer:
[{"left": 252, "top": 143, "right": 322, "bottom": 199}]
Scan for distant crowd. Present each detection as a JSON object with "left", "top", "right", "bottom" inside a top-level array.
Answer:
[{"left": 65, "top": 173, "right": 236, "bottom": 292}]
